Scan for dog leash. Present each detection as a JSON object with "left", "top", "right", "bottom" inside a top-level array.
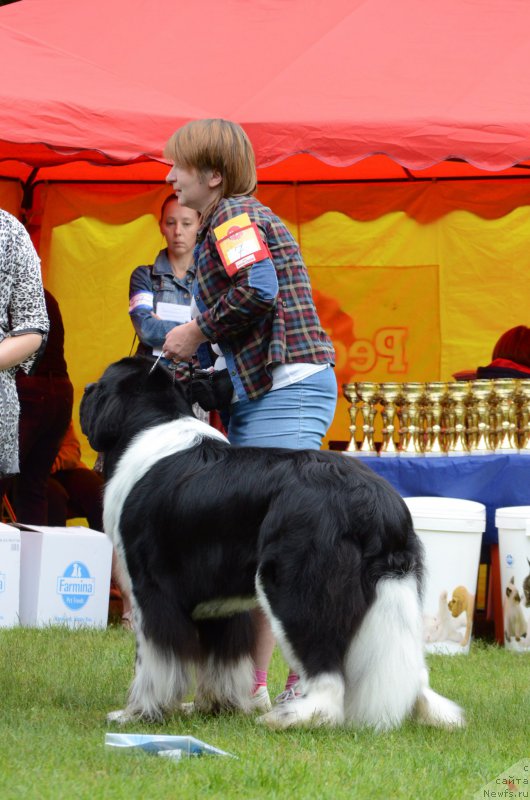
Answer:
[
  {"left": 149, "top": 352, "right": 192, "bottom": 399},
  {"left": 148, "top": 352, "right": 164, "bottom": 374},
  {"left": 187, "top": 361, "right": 195, "bottom": 403}
]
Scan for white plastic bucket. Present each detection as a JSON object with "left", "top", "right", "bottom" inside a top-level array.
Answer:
[
  {"left": 404, "top": 497, "right": 485, "bottom": 654},
  {"left": 495, "top": 506, "right": 530, "bottom": 653}
]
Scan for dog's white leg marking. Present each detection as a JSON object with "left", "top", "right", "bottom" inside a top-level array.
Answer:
[
  {"left": 194, "top": 655, "right": 255, "bottom": 714},
  {"left": 259, "top": 672, "right": 345, "bottom": 729},
  {"left": 343, "top": 576, "right": 464, "bottom": 731},
  {"left": 107, "top": 611, "right": 192, "bottom": 724},
  {"left": 255, "top": 573, "right": 344, "bottom": 728}
]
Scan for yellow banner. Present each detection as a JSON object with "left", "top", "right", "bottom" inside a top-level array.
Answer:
[{"left": 38, "top": 183, "right": 530, "bottom": 457}]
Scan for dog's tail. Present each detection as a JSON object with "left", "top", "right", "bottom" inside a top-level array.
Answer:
[{"left": 413, "top": 669, "right": 465, "bottom": 729}]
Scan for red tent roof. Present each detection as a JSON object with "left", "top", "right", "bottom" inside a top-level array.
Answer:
[{"left": 2, "top": 0, "right": 530, "bottom": 182}]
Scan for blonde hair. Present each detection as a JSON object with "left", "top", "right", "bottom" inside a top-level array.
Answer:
[{"left": 164, "top": 119, "right": 257, "bottom": 198}]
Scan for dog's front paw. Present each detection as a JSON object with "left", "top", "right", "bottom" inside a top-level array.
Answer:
[
  {"left": 106, "top": 708, "right": 136, "bottom": 725},
  {"left": 177, "top": 701, "right": 196, "bottom": 715},
  {"left": 257, "top": 698, "right": 340, "bottom": 729},
  {"left": 257, "top": 706, "right": 300, "bottom": 729}
]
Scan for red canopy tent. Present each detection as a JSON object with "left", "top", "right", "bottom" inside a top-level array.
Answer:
[{"left": 2, "top": 0, "right": 530, "bottom": 182}]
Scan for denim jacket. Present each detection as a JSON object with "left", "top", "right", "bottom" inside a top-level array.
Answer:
[{"left": 128, "top": 248, "right": 195, "bottom": 356}]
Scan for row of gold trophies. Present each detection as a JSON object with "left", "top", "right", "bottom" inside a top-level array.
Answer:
[{"left": 343, "top": 379, "right": 530, "bottom": 456}]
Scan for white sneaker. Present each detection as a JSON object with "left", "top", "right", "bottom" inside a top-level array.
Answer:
[
  {"left": 250, "top": 685, "right": 272, "bottom": 712},
  {"left": 274, "top": 685, "right": 302, "bottom": 705}
]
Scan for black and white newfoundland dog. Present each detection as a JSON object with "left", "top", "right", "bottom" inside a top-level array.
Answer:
[{"left": 80, "top": 356, "right": 464, "bottom": 731}]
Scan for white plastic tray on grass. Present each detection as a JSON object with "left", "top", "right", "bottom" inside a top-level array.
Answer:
[{"left": 105, "top": 733, "right": 235, "bottom": 760}]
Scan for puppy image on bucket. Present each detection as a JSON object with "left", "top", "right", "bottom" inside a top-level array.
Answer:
[
  {"left": 496, "top": 506, "right": 530, "bottom": 653},
  {"left": 424, "top": 586, "right": 475, "bottom": 649},
  {"left": 503, "top": 577, "right": 528, "bottom": 646},
  {"left": 404, "top": 497, "right": 485, "bottom": 655}
]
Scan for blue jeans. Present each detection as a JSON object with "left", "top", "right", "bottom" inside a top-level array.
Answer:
[{"left": 228, "top": 366, "right": 337, "bottom": 449}]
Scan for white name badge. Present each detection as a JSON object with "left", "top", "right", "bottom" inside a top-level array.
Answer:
[
  {"left": 152, "top": 302, "right": 192, "bottom": 357},
  {"left": 156, "top": 302, "right": 191, "bottom": 323}
]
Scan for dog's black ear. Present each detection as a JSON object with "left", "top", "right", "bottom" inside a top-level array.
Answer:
[
  {"left": 79, "top": 383, "right": 96, "bottom": 441},
  {"left": 144, "top": 360, "right": 193, "bottom": 411},
  {"left": 145, "top": 360, "right": 176, "bottom": 389},
  {"left": 79, "top": 379, "right": 125, "bottom": 452}
]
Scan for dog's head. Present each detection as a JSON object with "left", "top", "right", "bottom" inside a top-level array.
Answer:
[
  {"left": 80, "top": 356, "right": 193, "bottom": 454},
  {"left": 447, "top": 586, "right": 471, "bottom": 618},
  {"left": 505, "top": 576, "right": 522, "bottom": 607}
]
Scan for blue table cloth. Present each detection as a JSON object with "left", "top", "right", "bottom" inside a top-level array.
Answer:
[{"left": 351, "top": 452, "right": 530, "bottom": 548}]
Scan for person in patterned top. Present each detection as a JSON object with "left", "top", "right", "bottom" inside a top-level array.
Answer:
[
  {"left": 162, "top": 119, "right": 337, "bottom": 712},
  {"left": 0, "top": 210, "right": 48, "bottom": 479}
]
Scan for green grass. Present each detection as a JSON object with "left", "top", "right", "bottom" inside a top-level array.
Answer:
[{"left": 0, "top": 627, "right": 528, "bottom": 800}]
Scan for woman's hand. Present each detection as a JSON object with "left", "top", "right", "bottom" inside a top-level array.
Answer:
[{"left": 163, "top": 320, "right": 207, "bottom": 361}]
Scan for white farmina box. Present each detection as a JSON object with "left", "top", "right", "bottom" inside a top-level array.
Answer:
[
  {"left": 0, "top": 522, "right": 21, "bottom": 627},
  {"left": 17, "top": 524, "right": 112, "bottom": 628}
]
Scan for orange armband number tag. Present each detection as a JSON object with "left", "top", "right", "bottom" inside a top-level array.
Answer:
[{"left": 215, "top": 222, "right": 270, "bottom": 277}]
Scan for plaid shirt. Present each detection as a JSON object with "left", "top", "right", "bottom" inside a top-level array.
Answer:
[{"left": 193, "top": 196, "right": 334, "bottom": 401}]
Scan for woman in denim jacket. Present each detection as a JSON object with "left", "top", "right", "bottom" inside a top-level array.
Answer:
[{"left": 128, "top": 195, "right": 200, "bottom": 378}]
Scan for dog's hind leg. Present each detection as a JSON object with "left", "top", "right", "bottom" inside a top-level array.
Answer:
[
  {"left": 343, "top": 575, "right": 464, "bottom": 731},
  {"left": 255, "top": 573, "right": 345, "bottom": 729},
  {"left": 342, "top": 575, "right": 425, "bottom": 730},
  {"left": 107, "top": 620, "right": 193, "bottom": 724},
  {"left": 193, "top": 615, "right": 255, "bottom": 714}
]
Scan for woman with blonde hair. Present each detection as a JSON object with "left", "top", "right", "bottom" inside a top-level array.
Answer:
[{"left": 162, "top": 119, "right": 337, "bottom": 711}]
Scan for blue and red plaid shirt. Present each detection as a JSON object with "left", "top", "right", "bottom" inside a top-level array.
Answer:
[{"left": 193, "top": 196, "right": 335, "bottom": 401}]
